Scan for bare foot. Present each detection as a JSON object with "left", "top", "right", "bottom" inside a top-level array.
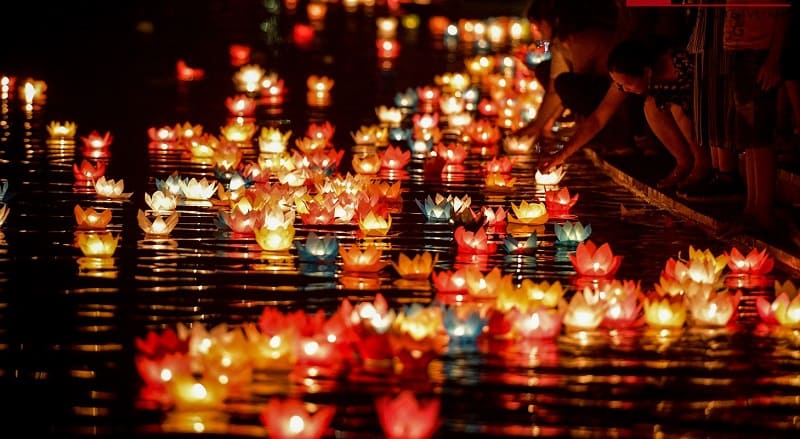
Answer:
[{"left": 656, "top": 166, "right": 691, "bottom": 190}]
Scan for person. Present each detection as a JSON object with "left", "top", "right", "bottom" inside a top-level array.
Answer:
[
  {"left": 539, "top": 36, "right": 712, "bottom": 190},
  {"left": 676, "top": 0, "right": 743, "bottom": 201},
  {"left": 513, "top": 0, "right": 629, "bottom": 150},
  {"left": 720, "top": 0, "right": 789, "bottom": 232}
]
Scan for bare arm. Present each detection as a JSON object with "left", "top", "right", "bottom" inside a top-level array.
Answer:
[
  {"left": 514, "top": 82, "right": 564, "bottom": 139},
  {"left": 757, "top": 5, "right": 789, "bottom": 90},
  {"left": 539, "top": 84, "right": 628, "bottom": 172}
]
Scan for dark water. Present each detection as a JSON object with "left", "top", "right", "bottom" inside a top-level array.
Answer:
[{"left": 1, "top": 1, "right": 800, "bottom": 437}]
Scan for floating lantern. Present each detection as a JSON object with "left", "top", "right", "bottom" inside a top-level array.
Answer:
[
  {"left": 295, "top": 232, "right": 338, "bottom": 263},
  {"left": 454, "top": 226, "right": 496, "bottom": 255},
  {"left": 293, "top": 23, "right": 315, "bottom": 49},
  {"left": 509, "top": 200, "right": 548, "bottom": 225},
  {"left": 545, "top": 187, "right": 579, "bottom": 217},
  {"left": 394, "top": 88, "right": 418, "bottom": 110},
  {"left": 502, "top": 234, "right": 537, "bottom": 255},
  {"left": 464, "top": 120, "right": 501, "bottom": 145},
  {"left": 687, "top": 290, "right": 741, "bottom": 327},
  {"left": 225, "top": 94, "right": 256, "bottom": 118},
  {"left": 432, "top": 268, "right": 468, "bottom": 296},
  {"left": 20, "top": 78, "right": 47, "bottom": 105},
  {"left": 377, "top": 39, "right": 400, "bottom": 59},
  {"left": 563, "top": 288, "right": 605, "bottom": 331},
  {"left": 352, "top": 154, "right": 382, "bottom": 175},
  {"left": 47, "top": 120, "right": 77, "bottom": 139},
  {"left": 307, "top": 75, "right": 334, "bottom": 106},
  {"left": 464, "top": 266, "right": 506, "bottom": 299},
  {"left": 306, "top": 2, "right": 328, "bottom": 21},
  {"left": 534, "top": 166, "right": 565, "bottom": 186},
  {"left": 482, "top": 206, "right": 507, "bottom": 228},
  {"left": 508, "top": 307, "right": 563, "bottom": 339},
  {"left": 305, "top": 121, "right": 335, "bottom": 146},
  {"left": 185, "top": 134, "right": 218, "bottom": 159},
  {"left": 483, "top": 156, "right": 513, "bottom": 174},
  {"left": 662, "top": 257, "right": 721, "bottom": 286},
  {"left": 389, "top": 306, "right": 448, "bottom": 373},
  {"left": 255, "top": 224, "right": 295, "bottom": 251},
  {"left": 554, "top": 221, "right": 592, "bottom": 246},
  {"left": 644, "top": 294, "right": 686, "bottom": 329},
  {"left": 73, "top": 159, "right": 106, "bottom": 183},
  {"left": 391, "top": 251, "right": 438, "bottom": 280},
  {"left": 569, "top": 240, "right": 623, "bottom": 277},
  {"left": 376, "top": 17, "right": 398, "bottom": 39},
  {"left": 74, "top": 205, "right": 112, "bottom": 230},
  {"left": 724, "top": 246, "right": 774, "bottom": 275},
  {"left": 76, "top": 231, "right": 119, "bottom": 257},
  {"left": 484, "top": 172, "right": 516, "bottom": 189},
  {"left": 179, "top": 178, "right": 218, "bottom": 201},
  {"left": 138, "top": 210, "right": 179, "bottom": 236},
  {"left": 261, "top": 398, "right": 334, "bottom": 439},
  {"left": 233, "top": 64, "right": 265, "bottom": 93},
  {"left": 428, "top": 16, "right": 449, "bottom": 36},
  {"left": 168, "top": 375, "right": 227, "bottom": 411},
  {"left": 433, "top": 143, "right": 467, "bottom": 165},
  {"left": 94, "top": 176, "right": 131, "bottom": 199},
  {"left": 145, "top": 190, "right": 178, "bottom": 212},
  {"left": 176, "top": 60, "right": 204, "bottom": 81},
  {"left": 259, "top": 127, "right": 292, "bottom": 154},
  {"left": 358, "top": 211, "right": 391, "bottom": 237},
  {"left": 757, "top": 280, "right": 798, "bottom": 325},
  {"left": 380, "top": 145, "right": 411, "bottom": 170},
  {"left": 375, "top": 105, "right": 403, "bottom": 127},
  {"left": 340, "top": 243, "right": 386, "bottom": 272},
  {"left": 1, "top": 75, "right": 15, "bottom": 100},
  {"left": 442, "top": 305, "right": 486, "bottom": 345},
  {"left": 228, "top": 44, "right": 251, "bottom": 67}
]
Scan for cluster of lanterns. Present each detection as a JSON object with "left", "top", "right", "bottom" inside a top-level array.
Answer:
[{"left": 4, "top": 4, "right": 796, "bottom": 437}]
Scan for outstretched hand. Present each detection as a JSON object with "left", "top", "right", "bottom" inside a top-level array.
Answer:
[{"left": 538, "top": 150, "right": 566, "bottom": 174}]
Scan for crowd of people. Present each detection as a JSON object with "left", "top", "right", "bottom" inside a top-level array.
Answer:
[{"left": 517, "top": 0, "right": 798, "bottom": 236}]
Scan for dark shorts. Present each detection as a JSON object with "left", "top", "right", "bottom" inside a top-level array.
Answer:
[{"left": 729, "top": 50, "right": 777, "bottom": 150}]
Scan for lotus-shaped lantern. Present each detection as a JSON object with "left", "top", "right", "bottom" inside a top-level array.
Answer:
[
  {"left": 94, "top": 176, "right": 131, "bottom": 199},
  {"left": 432, "top": 268, "right": 468, "bottom": 295},
  {"left": 352, "top": 154, "right": 382, "bottom": 175},
  {"left": 563, "top": 288, "right": 606, "bottom": 331},
  {"left": 74, "top": 205, "right": 112, "bottom": 230},
  {"left": 255, "top": 224, "right": 295, "bottom": 251},
  {"left": 502, "top": 135, "right": 535, "bottom": 154},
  {"left": 147, "top": 125, "right": 177, "bottom": 144},
  {"left": 340, "top": 243, "right": 386, "bottom": 272},
  {"left": 662, "top": 257, "right": 721, "bottom": 285},
  {"left": 359, "top": 211, "right": 391, "bottom": 237},
  {"left": 225, "top": 94, "right": 256, "bottom": 117},
  {"left": 259, "top": 127, "right": 292, "bottom": 154},
  {"left": 145, "top": 190, "right": 178, "bottom": 212},
  {"left": 438, "top": 94, "right": 465, "bottom": 115},
  {"left": 305, "top": 121, "right": 336, "bottom": 146},
  {"left": 138, "top": 210, "right": 179, "bottom": 236},
  {"left": 394, "top": 87, "right": 419, "bottom": 109},
  {"left": 389, "top": 305, "right": 448, "bottom": 373},
  {"left": 167, "top": 375, "right": 227, "bottom": 412},
  {"left": 376, "top": 391, "right": 440, "bottom": 439},
  {"left": 295, "top": 232, "right": 339, "bottom": 263},
  {"left": 233, "top": 64, "right": 265, "bottom": 93},
  {"left": 687, "top": 289, "right": 741, "bottom": 327},
  {"left": 485, "top": 172, "right": 516, "bottom": 189},
  {"left": 464, "top": 266, "right": 506, "bottom": 299},
  {"left": 375, "top": 105, "right": 403, "bottom": 126},
  {"left": 220, "top": 122, "right": 256, "bottom": 144},
  {"left": 175, "top": 59, "right": 204, "bottom": 81},
  {"left": 73, "top": 159, "right": 106, "bottom": 183},
  {"left": 545, "top": 187, "right": 579, "bottom": 217},
  {"left": 76, "top": 231, "right": 119, "bottom": 257},
  {"left": 554, "top": 221, "right": 592, "bottom": 246},
  {"left": 391, "top": 251, "right": 438, "bottom": 280},
  {"left": 260, "top": 398, "right": 335, "bottom": 439},
  {"left": 174, "top": 122, "right": 204, "bottom": 141},
  {"left": 757, "top": 280, "right": 799, "bottom": 325},
  {"left": 535, "top": 165, "right": 565, "bottom": 186},
  {"left": 433, "top": 143, "right": 467, "bottom": 164},
  {"left": 454, "top": 226, "right": 496, "bottom": 255},
  {"left": 80, "top": 130, "right": 113, "bottom": 158},
  {"left": 569, "top": 240, "right": 623, "bottom": 277},
  {"left": 644, "top": 294, "right": 686, "bottom": 329},
  {"left": 464, "top": 120, "right": 501, "bottom": 145},
  {"left": 415, "top": 195, "right": 454, "bottom": 223},
  {"left": 185, "top": 134, "right": 218, "bottom": 158},
  {"left": 484, "top": 156, "right": 513, "bottom": 174},
  {"left": 442, "top": 305, "right": 486, "bottom": 345},
  {"left": 47, "top": 120, "right": 77, "bottom": 139},
  {"left": 724, "top": 246, "right": 774, "bottom": 275},
  {"left": 509, "top": 200, "right": 548, "bottom": 225},
  {"left": 307, "top": 75, "right": 334, "bottom": 94},
  {"left": 179, "top": 178, "right": 218, "bottom": 201},
  {"left": 502, "top": 234, "right": 538, "bottom": 254},
  {"left": 508, "top": 307, "right": 563, "bottom": 339}
]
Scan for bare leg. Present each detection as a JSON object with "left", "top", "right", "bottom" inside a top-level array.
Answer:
[
  {"left": 670, "top": 103, "right": 711, "bottom": 186},
  {"left": 644, "top": 96, "right": 693, "bottom": 189}
]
